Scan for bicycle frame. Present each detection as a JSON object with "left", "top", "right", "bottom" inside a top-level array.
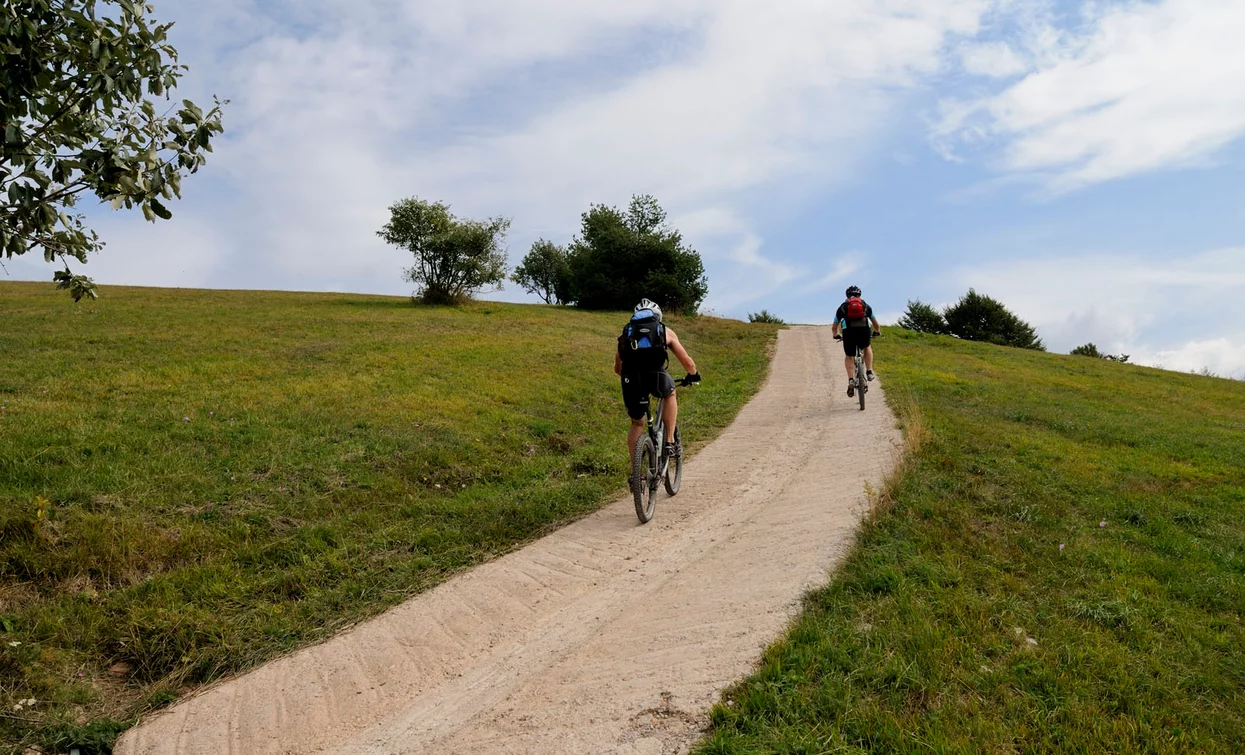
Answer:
[{"left": 639, "top": 395, "right": 667, "bottom": 464}]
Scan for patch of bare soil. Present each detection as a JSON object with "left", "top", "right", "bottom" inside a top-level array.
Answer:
[{"left": 116, "top": 326, "right": 901, "bottom": 754}]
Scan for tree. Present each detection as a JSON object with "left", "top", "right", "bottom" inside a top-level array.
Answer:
[
  {"left": 1, "top": 0, "right": 225, "bottom": 301},
  {"left": 943, "top": 289, "right": 1045, "bottom": 350},
  {"left": 565, "top": 194, "right": 707, "bottom": 314},
  {"left": 1072, "top": 342, "right": 1129, "bottom": 362},
  {"left": 512, "top": 238, "right": 569, "bottom": 304},
  {"left": 378, "top": 197, "right": 509, "bottom": 305},
  {"left": 897, "top": 299, "right": 948, "bottom": 334}
]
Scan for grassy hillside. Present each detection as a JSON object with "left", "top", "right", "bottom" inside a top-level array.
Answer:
[
  {"left": 0, "top": 282, "right": 778, "bottom": 753},
  {"left": 701, "top": 329, "right": 1244, "bottom": 753}
]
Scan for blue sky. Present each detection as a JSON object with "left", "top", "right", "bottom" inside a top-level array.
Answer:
[{"left": 8, "top": 0, "right": 1245, "bottom": 375}]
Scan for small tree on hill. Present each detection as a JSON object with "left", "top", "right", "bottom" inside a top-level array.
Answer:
[
  {"left": 378, "top": 198, "right": 509, "bottom": 305},
  {"left": 1073, "top": 342, "right": 1130, "bottom": 362},
  {"left": 943, "top": 289, "right": 1045, "bottom": 351},
  {"left": 897, "top": 299, "right": 948, "bottom": 334},
  {"left": 1, "top": 0, "right": 226, "bottom": 301},
  {"left": 512, "top": 239, "right": 569, "bottom": 304},
  {"left": 747, "top": 309, "right": 784, "bottom": 324},
  {"left": 565, "top": 194, "right": 708, "bottom": 314}
]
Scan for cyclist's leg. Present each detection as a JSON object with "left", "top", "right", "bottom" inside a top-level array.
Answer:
[
  {"left": 653, "top": 372, "right": 677, "bottom": 445},
  {"left": 859, "top": 328, "right": 873, "bottom": 372},
  {"left": 627, "top": 419, "right": 645, "bottom": 458},
  {"left": 621, "top": 374, "right": 647, "bottom": 460},
  {"left": 660, "top": 394, "right": 678, "bottom": 445},
  {"left": 841, "top": 330, "right": 856, "bottom": 381}
]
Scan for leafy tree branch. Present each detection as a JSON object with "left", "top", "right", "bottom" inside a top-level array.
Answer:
[{"left": 1, "top": 0, "right": 226, "bottom": 300}]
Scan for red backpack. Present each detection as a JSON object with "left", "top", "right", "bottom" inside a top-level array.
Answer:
[{"left": 845, "top": 297, "right": 867, "bottom": 321}]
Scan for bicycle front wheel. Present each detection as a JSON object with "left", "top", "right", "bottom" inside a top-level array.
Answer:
[
  {"left": 664, "top": 426, "right": 682, "bottom": 496},
  {"left": 632, "top": 434, "right": 658, "bottom": 523}
]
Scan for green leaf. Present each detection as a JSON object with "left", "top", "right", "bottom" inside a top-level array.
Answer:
[{"left": 149, "top": 198, "right": 171, "bottom": 220}]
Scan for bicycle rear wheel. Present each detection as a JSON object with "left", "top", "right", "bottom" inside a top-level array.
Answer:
[
  {"left": 664, "top": 426, "right": 682, "bottom": 496},
  {"left": 856, "top": 357, "right": 866, "bottom": 411},
  {"left": 632, "top": 434, "right": 658, "bottom": 523}
]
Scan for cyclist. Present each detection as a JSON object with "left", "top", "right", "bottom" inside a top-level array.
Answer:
[
  {"left": 615, "top": 298, "right": 700, "bottom": 468},
  {"left": 831, "top": 285, "right": 881, "bottom": 397}
]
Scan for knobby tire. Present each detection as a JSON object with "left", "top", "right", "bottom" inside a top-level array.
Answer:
[
  {"left": 632, "top": 434, "right": 658, "bottom": 523},
  {"left": 664, "top": 426, "right": 682, "bottom": 496},
  {"left": 856, "top": 356, "right": 867, "bottom": 411}
]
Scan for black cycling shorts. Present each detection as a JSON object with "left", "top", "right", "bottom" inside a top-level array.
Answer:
[
  {"left": 841, "top": 326, "right": 872, "bottom": 356},
  {"left": 621, "top": 371, "right": 676, "bottom": 420}
]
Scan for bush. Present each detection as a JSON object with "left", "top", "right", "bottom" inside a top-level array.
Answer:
[
  {"left": 377, "top": 197, "right": 509, "bottom": 305},
  {"left": 747, "top": 310, "right": 785, "bottom": 324},
  {"left": 943, "top": 289, "right": 1045, "bottom": 351},
  {"left": 1073, "top": 343, "right": 1130, "bottom": 362},
  {"left": 565, "top": 194, "right": 707, "bottom": 314},
  {"left": 897, "top": 299, "right": 948, "bottom": 334}
]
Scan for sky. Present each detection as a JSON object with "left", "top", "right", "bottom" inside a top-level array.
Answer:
[{"left": 7, "top": 0, "right": 1245, "bottom": 376}]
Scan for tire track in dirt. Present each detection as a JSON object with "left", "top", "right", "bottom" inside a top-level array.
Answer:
[{"left": 116, "top": 326, "right": 902, "bottom": 755}]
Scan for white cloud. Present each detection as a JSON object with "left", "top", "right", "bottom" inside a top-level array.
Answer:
[
  {"left": 800, "top": 257, "right": 861, "bottom": 296},
  {"left": 953, "top": 247, "right": 1245, "bottom": 374},
  {"left": 959, "top": 42, "right": 1027, "bottom": 77},
  {"left": 936, "top": 0, "right": 1245, "bottom": 189},
  {"left": 1141, "top": 339, "right": 1245, "bottom": 378},
  {"left": 671, "top": 207, "right": 800, "bottom": 310},
  {"left": 11, "top": 0, "right": 993, "bottom": 302}
]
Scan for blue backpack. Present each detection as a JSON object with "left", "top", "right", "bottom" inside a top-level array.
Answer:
[{"left": 619, "top": 310, "right": 668, "bottom": 371}]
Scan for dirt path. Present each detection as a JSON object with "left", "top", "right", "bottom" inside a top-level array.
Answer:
[{"left": 116, "top": 326, "right": 901, "bottom": 755}]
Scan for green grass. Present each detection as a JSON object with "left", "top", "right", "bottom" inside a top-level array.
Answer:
[
  {"left": 700, "top": 328, "right": 1244, "bottom": 754},
  {"left": 0, "top": 281, "right": 779, "bottom": 753}
]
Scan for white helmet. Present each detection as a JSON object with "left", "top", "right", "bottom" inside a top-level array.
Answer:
[{"left": 635, "top": 298, "right": 662, "bottom": 321}]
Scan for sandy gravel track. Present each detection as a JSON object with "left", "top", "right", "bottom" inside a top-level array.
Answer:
[{"left": 116, "top": 326, "right": 901, "bottom": 755}]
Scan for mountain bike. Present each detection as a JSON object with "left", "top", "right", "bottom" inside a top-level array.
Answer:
[
  {"left": 630, "top": 375, "right": 697, "bottom": 523},
  {"left": 835, "top": 332, "right": 879, "bottom": 411}
]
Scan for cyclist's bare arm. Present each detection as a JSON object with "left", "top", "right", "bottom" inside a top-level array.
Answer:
[
  {"left": 832, "top": 321, "right": 841, "bottom": 337},
  {"left": 664, "top": 327, "right": 698, "bottom": 375},
  {"left": 870, "top": 316, "right": 880, "bottom": 333},
  {"left": 614, "top": 350, "right": 623, "bottom": 376}
]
